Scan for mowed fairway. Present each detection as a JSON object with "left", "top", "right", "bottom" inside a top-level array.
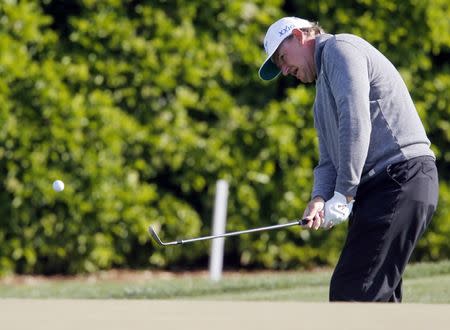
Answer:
[{"left": 1, "top": 261, "right": 449, "bottom": 302}]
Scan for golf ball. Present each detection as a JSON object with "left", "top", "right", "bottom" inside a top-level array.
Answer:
[{"left": 52, "top": 180, "right": 65, "bottom": 192}]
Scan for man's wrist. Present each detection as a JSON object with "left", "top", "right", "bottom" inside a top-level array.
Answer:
[{"left": 334, "top": 191, "right": 354, "bottom": 203}]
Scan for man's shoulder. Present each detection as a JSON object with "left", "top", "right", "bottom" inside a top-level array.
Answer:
[
  {"left": 334, "top": 33, "right": 364, "bottom": 41},
  {"left": 315, "top": 33, "right": 372, "bottom": 73},
  {"left": 325, "top": 33, "right": 368, "bottom": 49},
  {"left": 322, "top": 33, "right": 373, "bottom": 57}
]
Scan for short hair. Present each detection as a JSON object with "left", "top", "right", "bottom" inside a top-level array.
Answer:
[{"left": 300, "top": 22, "right": 325, "bottom": 36}]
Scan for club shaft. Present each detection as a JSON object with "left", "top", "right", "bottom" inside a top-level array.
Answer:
[
  {"left": 155, "top": 219, "right": 308, "bottom": 245},
  {"left": 182, "top": 222, "right": 298, "bottom": 243}
]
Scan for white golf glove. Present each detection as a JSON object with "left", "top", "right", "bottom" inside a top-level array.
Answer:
[{"left": 321, "top": 191, "right": 354, "bottom": 229}]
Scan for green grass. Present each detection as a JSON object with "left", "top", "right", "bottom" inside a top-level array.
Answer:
[{"left": 0, "top": 260, "right": 449, "bottom": 303}]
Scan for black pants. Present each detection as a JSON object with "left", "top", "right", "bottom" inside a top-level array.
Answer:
[{"left": 329, "top": 156, "right": 439, "bottom": 302}]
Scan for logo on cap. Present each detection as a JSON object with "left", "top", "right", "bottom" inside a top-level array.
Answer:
[{"left": 278, "top": 24, "right": 295, "bottom": 37}]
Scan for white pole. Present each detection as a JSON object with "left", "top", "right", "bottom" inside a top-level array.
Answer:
[{"left": 209, "top": 179, "right": 229, "bottom": 282}]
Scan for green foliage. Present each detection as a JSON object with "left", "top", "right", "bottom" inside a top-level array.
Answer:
[{"left": 0, "top": 0, "right": 448, "bottom": 275}]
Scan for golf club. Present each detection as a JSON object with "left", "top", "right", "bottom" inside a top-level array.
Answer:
[{"left": 149, "top": 218, "right": 310, "bottom": 246}]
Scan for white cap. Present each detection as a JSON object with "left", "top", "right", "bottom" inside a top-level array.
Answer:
[{"left": 258, "top": 17, "right": 313, "bottom": 81}]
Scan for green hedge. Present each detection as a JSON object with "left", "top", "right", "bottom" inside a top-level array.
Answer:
[{"left": 0, "top": 0, "right": 449, "bottom": 275}]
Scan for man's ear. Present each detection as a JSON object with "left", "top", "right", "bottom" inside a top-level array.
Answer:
[{"left": 292, "top": 28, "right": 304, "bottom": 44}]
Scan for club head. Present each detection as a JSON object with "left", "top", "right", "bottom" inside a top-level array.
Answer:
[{"left": 148, "top": 226, "right": 180, "bottom": 246}]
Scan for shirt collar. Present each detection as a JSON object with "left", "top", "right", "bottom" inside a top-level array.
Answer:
[{"left": 314, "top": 34, "right": 334, "bottom": 75}]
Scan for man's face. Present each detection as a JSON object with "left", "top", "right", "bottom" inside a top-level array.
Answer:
[{"left": 272, "top": 31, "right": 316, "bottom": 83}]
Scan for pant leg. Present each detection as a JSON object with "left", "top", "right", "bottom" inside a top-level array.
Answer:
[
  {"left": 389, "top": 278, "right": 402, "bottom": 302},
  {"left": 329, "top": 156, "right": 438, "bottom": 302}
]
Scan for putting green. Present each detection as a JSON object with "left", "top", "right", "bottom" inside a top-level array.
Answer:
[{"left": 1, "top": 299, "right": 449, "bottom": 329}]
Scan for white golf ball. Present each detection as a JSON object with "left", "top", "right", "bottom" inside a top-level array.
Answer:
[{"left": 52, "top": 180, "right": 65, "bottom": 192}]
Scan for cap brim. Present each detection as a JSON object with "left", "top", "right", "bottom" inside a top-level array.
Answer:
[{"left": 258, "top": 57, "right": 281, "bottom": 81}]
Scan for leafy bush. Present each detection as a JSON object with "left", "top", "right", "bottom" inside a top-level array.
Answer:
[{"left": 0, "top": 0, "right": 448, "bottom": 275}]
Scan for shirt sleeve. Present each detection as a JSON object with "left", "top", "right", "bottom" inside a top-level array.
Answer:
[
  {"left": 322, "top": 40, "right": 371, "bottom": 197},
  {"left": 312, "top": 128, "right": 337, "bottom": 201}
]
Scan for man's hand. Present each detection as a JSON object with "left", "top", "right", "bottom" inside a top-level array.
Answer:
[
  {"left": 321, "top": 191, "right": 354, "bottom": 229},
  {"left": 302, "top": 196, "right": 325, "bottom": 230}
]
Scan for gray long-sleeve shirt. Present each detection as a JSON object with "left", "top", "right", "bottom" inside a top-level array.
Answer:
[{"left": 312, "top": 33, "right": 434, "bottom": 200}]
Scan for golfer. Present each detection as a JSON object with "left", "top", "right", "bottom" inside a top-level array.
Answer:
[{"left": 258, "top": 17, "right": 439, "bottom": 302}]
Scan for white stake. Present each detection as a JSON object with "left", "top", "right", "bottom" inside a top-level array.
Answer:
[{"left": 209, "top": 180, "right": 229, "bottom": 282}]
